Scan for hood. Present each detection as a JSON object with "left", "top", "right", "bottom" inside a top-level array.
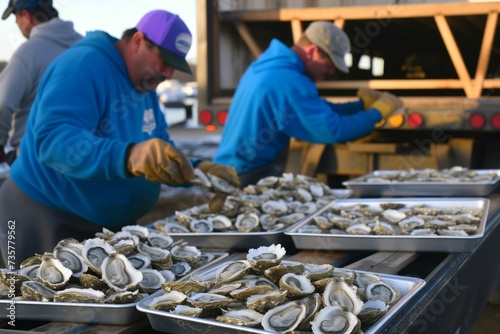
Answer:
[
  {"left": 68, "top": 30, "right": 128, "bottom": 77},
  {"left": 30, "top": 17, "right": 82, "bottom": 48},
  {"left": 251, "top": 39, "right": 304, "bottom": 73}
]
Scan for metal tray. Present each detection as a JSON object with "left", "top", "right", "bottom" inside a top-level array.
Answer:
[
  {"left": 343, "top": 169, "right": 500, "bottom": 197},
  {"left": 285, "top": 198, "right": 490, "bottom": 252},
  {"left": 0, "top": 250, "right": 228, "bottom": 325},
  {"left": 136, "top": 260, "right": 426, "bottom": 334},
  {"left": 150, "top": 189, "right": 352, "bottom": 250}
]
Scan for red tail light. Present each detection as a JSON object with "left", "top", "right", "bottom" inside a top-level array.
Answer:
[
  {"left": 491, "top": 113, "right": 500, "bottom": 129},
  {"left": 216, "top": 110, "right": 228, "bottom": 125},
  {"left": 469, "top": 112, "right": 485, "bottom": 129},
  {"left": 408, "top": 112, "right": 423, "bottom": 128},
  {"left": 199, "top": 110, "right": 213, "bottom": 125}
]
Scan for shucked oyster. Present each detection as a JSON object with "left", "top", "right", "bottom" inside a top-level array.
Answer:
[
  {"left": 53, "top": 287, "right": 106, "bottom": 303},
  {"left": 101, "top": 252, "right": 143, "bottom": 292},
  {"left": 246, "top": 244, "right": 286, "bottom": 272},
  {"left": 20, "top": 280, "right": 55, "bottom": 301},
  {"left": 310, "top": 305, "right": 361, "bottom": 334},
  {"left": 36, "top": 253, "right": 72, "bottom": 290},
  {"left": 261, "top": 300, "right": 307, "bottom": 332}
]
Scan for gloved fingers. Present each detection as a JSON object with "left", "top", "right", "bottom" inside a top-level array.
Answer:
[
  {"left": 209, "top": 193, "right": 227, "bottom": 213},
  {"left": 164, "top": 144, "right": 195, "bottom": 181},
  {"left": 217, "top": 165, "right": 240, "bottom": 188}
]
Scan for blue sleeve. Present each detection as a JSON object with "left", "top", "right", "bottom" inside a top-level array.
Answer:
[
  {"left": 279, "top": 82, "right": 382, "bottom": 144},
  {"left": 327, "top": 99, "right": 364, "bottom": 115}
]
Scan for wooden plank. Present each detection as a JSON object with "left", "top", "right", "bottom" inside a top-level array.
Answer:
[
  {"left": 435, "top": 14, "right": 474, "bottom": 97},
  {"left": 79, "top": 318, "right": 150, "bottom": 334},
  {"left": 290, "top": 19, "right": 302, "bottom": 43},
  {"left": 222, "top": 2, "right": 500, "bottom": 21},
  {"left": 233, "top": 21, "right": 262, "bottom": 58},
  {"left": 345, "top": 251, "right": 418, "bottom": 275},
  {"left": 287, "top": 250, "right": 344, "bottom": 264},
  {"left": 316, "top": 79, "right": 468, "bottom": 90},
  {"left": 27, "top": 322, "right": 92, "bottom": 333},
  {"left": 473, "top": 11, "right": 498, "bottom": 97}
]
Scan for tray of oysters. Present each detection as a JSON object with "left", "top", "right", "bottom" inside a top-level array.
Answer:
[
  {"left": 285, "top": 197, "right": 490, "bottom": 252},
  {"left": 0, "top": 224, "right": 228, "bottom": 325},
  {"left": 136, "top": 244, "right": 425, "bottom": 334},
  {"left": 343, "top": 167, "right": 500, "bottom": 197},
  {"left": 151, "top": 173, "right": 352, "bottom": 249}
]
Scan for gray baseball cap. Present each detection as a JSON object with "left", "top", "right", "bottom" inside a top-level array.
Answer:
[{"left": 304, "top": 21, "right": 351, "bottom": 73}]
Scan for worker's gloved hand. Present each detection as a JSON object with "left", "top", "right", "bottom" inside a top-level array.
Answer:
[
  {"left": 127, "top": 138, "right": 195, "bottom": 185},
  {"left": 357, "top": 88, "right": 382, "bottom": 110},
  {"left": 197, "top": 160, "right": 240, "bottom": 212},
  {"left": 370, "top": 92, "right": 403, "bottom": 119}
]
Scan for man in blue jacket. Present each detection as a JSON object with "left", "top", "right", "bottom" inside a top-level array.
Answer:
[
  {"left": 214, "top": 21, "right": 402, "bottom": 187},
  {"left": 0, "top": 10, "right": 238, "bottom": 268}
]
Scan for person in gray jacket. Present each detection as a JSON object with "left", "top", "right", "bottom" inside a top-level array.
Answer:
[{"left": 0, "top": 0, "right": 82, "bottom": 165}]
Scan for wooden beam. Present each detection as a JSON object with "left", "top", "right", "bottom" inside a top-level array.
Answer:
[
  {"left": 316, "top": 79, "right": 468, "bottom": 90},
  {"left": 233, "top": 21, "right": 262, "bottom": 59},
  {"left": 291, "top": 19, "right": 302, "bottom": 43},
  {"left": 435, "top": 14, "right": 474, "bottom": 97},
  {"left": 222, "top": 2, "right": 500, "bottom": 21},
  {"left": 473, "top": 11, "right": 498, "bottom": 97},
  {"left": 345, "top": 251, "right": 418, "bottom": 275}
]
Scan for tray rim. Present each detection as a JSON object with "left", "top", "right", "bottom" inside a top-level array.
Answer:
[
  {"left": 284, "top": 197, "right": 490, "bottom": 241},
  {"left": 136, "top": 258, "right": 426, "bottom": 334},
  {"left": 0, "top": 250, "right": 230, "bottom": 324}
]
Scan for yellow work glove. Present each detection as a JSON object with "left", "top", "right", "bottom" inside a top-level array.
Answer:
[
  {"left": 357, "top": 88, "right": 382, "bottom": 110},
  {"left": 127, "top": 138, "right": 195, "bottom": 185},
  {"left": 197, "top": 160, "right": 240, "bottom": 213},
  {"left": 370, "top": 92, "right": 404, "bottom": 120}
]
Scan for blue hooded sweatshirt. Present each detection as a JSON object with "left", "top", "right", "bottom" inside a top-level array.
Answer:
[
  {"left": 10, "top": 31, "right": 174, "bottom": 227},
  {"left": 213, "top": 39, "right": 382, "bottom": 174}
]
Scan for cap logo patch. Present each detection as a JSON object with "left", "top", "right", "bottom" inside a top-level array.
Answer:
[{"left": 175, "top": 33, "right": 191, "bottom": 55}]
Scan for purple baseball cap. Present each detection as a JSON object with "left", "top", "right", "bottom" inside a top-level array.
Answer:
[
  {"left": 2, "top": 0, "right": 53, "bottom": 20},
  {"left": 136, "top": 10, "right": 192, "bottom": 74}
]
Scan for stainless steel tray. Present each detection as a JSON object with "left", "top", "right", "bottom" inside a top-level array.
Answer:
[
  {"left": 150, "top": 189, "right": 352, "bottom": 250},
  {"left": 136, "top": 260, "right": 426, "bottom": 334},
  {"left": 0, "top": 250, "right": 229, "bottom": 325},
  {"left": 285, "top": 198, "right": 490, "bottom": 252},
  {"left": 343, "top": 169, "right": 500, "bottom": 197}
]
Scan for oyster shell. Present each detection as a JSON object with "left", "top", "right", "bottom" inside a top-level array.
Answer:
[
  {"left": 279, "top": 273, "right": 315, "bottom": 298},
  {"left": 101, "top": 252, "right": 143, "bottom": 292},
  {"left": 261, "top": 300, "right": 307, "bottom": 333},
  {"left": 20, "top": 280, "right": 55, "bottom": 301},
  {"left": 323, "top": 277, "right": 364, "bottom": 315},
  {"left": 217, "top": 308, "right": 263, "bottom": 327},
  {"left": 215, "top": 260, "right": 252, "bottom": 284},
  {"left": 147, "top": 291, "right": 187, "bottom": 311},
  {"left": 147, "top": 231, "right": 174, "bottom": 249},
  {"left": 137, "top": 242, "right": 172, "bottom": 270},
  {"left": 187, "top": 292, "right": 235, "bottom": 309},
  {"left": 235, "top": 213, "right": 260, "bottom": 232},
  {"left": 310, "top": 305, "right": 361, "bottom": 334},
  {"left": 82, "top": 238, "right": 115, "bottom": 275},
  {"left": 36, "top": 253, "right": 72, "bottom": 289},
  {"left": 364, "top": 279, "right": 401, "bottom": 305},
  {"left": 140, "top": 269, "right": 166, "bottom": 294},
  {"left": 358, "top": 299, "right": 389, "bottom": 324},
  {"left": 53, "top": 287, "right": 106, "bottom": 303},
  {"left": 246, "top": 244, "right": 286, "bottom": 272},
  {"left": 104, "top": 290, "right": 139, "bottom": 304},
  {"left": 246, "top": 289, "right": 288, "bottom": 313},
  {"left": 170, "top": 244, "right": 201, "bottom": 264}
]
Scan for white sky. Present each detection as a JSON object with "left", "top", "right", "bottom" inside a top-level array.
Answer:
[{"left": 0, "top": 0, "right": 197, "bottom": 63}]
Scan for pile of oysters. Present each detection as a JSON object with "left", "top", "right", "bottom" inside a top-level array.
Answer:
[
  {"left": 145, "top": 244, "right": 401, "bottom": 334},
  {"left": 0, "top": 225, "right": 223, "bottom": 304},
  {"left": 154, "top": 173, "right": 351, "bottom": 234},
  {"left": 298, "top": 201, "right": 483, "bottom": 236}
]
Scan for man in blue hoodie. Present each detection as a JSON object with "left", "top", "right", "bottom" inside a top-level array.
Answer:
[
  {"left": 214, "top": 21, "right": 402, "bottom": 187},
  {"left": 0, "top": 10, "right": 239, "bottom": 268}
]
